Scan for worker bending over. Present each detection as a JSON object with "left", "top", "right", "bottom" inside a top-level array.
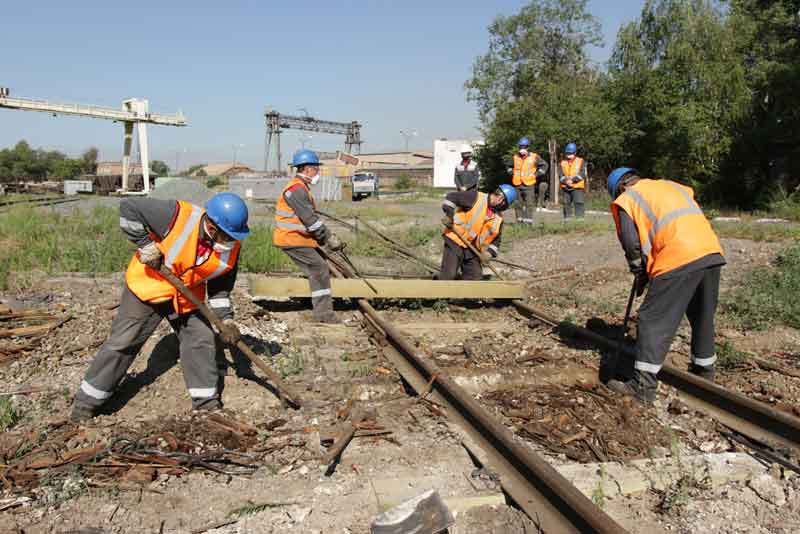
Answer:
[
  {"left": 70, "top": 193, "right": 250, "bottom": 422},
  {"left": 606, "top": 168, "right": 725, "bottom": 403},
  {"left": 558, "top": 143, "right": 587, "bottom": 219},
  {"left": 439, "top": 184, "right": 517, "bottom": 280},
  {"left": 454, "top": 144, "right": 480, "bottom": 192},
  {"left": 511, "top": 137, "right": 548, "bottom": 224},
  {"left": 274, "top": 149, "right": 345, "bottom": 324}
]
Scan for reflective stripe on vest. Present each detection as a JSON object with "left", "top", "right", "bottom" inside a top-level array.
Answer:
[
  {"left": 560, "top": 157, "right": 585, "bottom": 190},
  {"left": 125, "top": 201, "right": 240, "bottom": 314},
  {"left": 512, "top": 154, "right": 538, "bottom": 186},
  {"left": 273, "top": 178, "right": 319, "bottom": 248},
  {"left": 477, "top": 214, "right": 503, "bottom": 251},
  {"left": 612, "top": 179, "right": 723, "bottom": 278}
]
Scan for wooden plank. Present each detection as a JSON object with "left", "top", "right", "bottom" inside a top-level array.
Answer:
[{"left": 248, "top": 276, "right": 525, "bottom": 300}]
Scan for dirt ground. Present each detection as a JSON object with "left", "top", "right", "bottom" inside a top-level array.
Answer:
[{"left": 1, "top": 197, "right": 799, "bottom": 533}]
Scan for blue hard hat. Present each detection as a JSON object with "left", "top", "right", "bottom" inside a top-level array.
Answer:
[
  {"left": 205, "top": 192, "right": 250, "bottom": 241},
  {"left": 518, "top": 137, "right": 530, "bottom": 147},
  {"left": 565, "top": 143, "right": 577, "bottom": 154},
  {"left": 498, "top": 184, "right": 518, "bottom": 207},
  {"left": 607, "top": 167, "right": 638, "bottom": 198},
  {"left": 291, "top": 149, "right": 321, "bottom": 167}
]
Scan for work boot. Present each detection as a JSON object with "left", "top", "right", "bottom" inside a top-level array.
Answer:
[
  {"left": 607, "top": 370, "right": 657, "bottom": 404},
  {"left": 689, "top": 363, "right": 716, "bottom": 383},
  {"left": 69, "top": 402, "right": 96, "bottom": 423}
]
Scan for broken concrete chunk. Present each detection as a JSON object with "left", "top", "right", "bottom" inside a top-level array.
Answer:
[
  {"left": 371, "top": 489, "right": 455, "bottom": 534},
  {"left": 748, "top": 473, "right": 787, "bottom": 507}
]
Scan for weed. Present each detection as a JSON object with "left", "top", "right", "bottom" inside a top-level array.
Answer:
[
  {"left": 206, "top": 176, "right": 224, "bottom": 188},
  {"left": 229, "top": 501, "right": 295, "bottom": 517},
  {"left": 394, "top": 174, "right": 413, "bottom": 191},
  {"left": 503, "top": 219, "right": 613, "bottom": 244},
  {"left": 39, "top": 469, "right": 88, "bottom": 506},
  {"left": 349, "top": 364, "right": 373, "bottom": 378},
  {"left": 591, "top": 464, "right": 607, "bottom": 510},
  {"left": 431, "top": 299, "right": 449, "bottom": 313},
  {"left": 239, "top": 225, "right": 295, "bottom": 272},
  {"left": 0, "top": 397, "right": 21, "bottom": 431},
  {"left": 715, "top": 341, "right": 749, "bottom": 370},
  {"left": 712, "top": 220, "right": 800, "bottom": 242},
  {"left": 654, "top": 430, "right": 711, "bottom": 515},
  {"left": 722, "top": 243, "right": 800, "bottom": 329},
  {"left": 278, "top": 350, "right": 305, "bottom": 378},
  {"left": 765, "top": 188, "right": 800, "bottom": 222}
]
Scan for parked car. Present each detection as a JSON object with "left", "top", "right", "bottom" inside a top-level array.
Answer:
[{"left": 351, "top": 171, "right": 378, "bottom": 201}]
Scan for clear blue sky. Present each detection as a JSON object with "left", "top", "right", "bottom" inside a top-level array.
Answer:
[{"left": 0, "top": 0, "right": 644, "bottom": 171}]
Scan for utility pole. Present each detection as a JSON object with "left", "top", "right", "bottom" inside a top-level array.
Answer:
[{"left": 232, "top": 144, "right": 244, "bottom": 167}]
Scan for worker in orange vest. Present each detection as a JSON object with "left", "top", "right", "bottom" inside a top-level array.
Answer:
[
  {"left": 558, "top": 143, "right": 586, "bottom": 219},
  {"left": 606, "top": 168, "right": 725, "bottom": 403},
  {"left": 511, "top": 137, "right": 548, "bottom": 224},
  {"left": 70, "top": 193, "right": 251, "bottom": 422},
  {"left": 274, "top": 149, "right": 345, "bottom": 323},
  {"left": 439, "top": 184, "right": 517, "bottom": 280}
]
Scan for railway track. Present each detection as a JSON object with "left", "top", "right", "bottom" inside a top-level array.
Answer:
[{"left": 320, "top": 254, "right": 800, "bottom": 532}]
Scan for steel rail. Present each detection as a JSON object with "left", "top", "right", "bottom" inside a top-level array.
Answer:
[
  {"left": 327, "top": 265, "right": 628, "bottom": 533},
  {"left": 512, "top": 300, "right": 800, "bottom": 457}
]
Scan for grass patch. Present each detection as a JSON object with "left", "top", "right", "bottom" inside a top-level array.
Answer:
[
  {"left": 238, "top": 225, "right": 294, "bottom": 272},
  {"left": 722, "top": 243, "right": 800, "bottom": 329},
  {"left": 765, "top": 188, "right": 800, "bottom": 222},
  {"left": 715, "top": 341, "right": 749, "bottom": 370},
  {"left": 0, "top": 397, "right": 21, "bottom": 431},
  {"left": 712, "top": 220, "right": 800, "bottom": 242},
  {"left": 0, "top": 205, "right": 134, "bottom": 288}
]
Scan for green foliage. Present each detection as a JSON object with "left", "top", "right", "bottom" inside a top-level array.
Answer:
[
  {"left": 467, "top": 0, "right": 626, "bottom": 188},
  {"left": 394, "top": 174, "right": 413, "bottom": 191},
  {"left": 503, "top": 219, "right": 613, "bottom": 244},
  {"left": 722, "top": 243, "right": 800, "bottom": 329},
  {"left": 0, "top": 397, "right": 20, "bottom": 431},
  {"left": 151, "top": 160, "right": 170, "bottom": 176},
  {"left": 715, "top": 341, "right": 749, "bottom": 370},
  {"left": 0, "top": 206, "right": 135, "bottom": 288},
  {"left": 238, "top": 225, "right": 294, "bottom": 272},
  {"left": 711, "top": 220, "right": 800, "bottom": 242},
  {"left": 206, "top": 176, "right": 223, "bottom": 188},
  {"left": 183, "top": 164, "right": 206, "bottom": 177},
  {"left": 766, "top": 189, "right": 800, "bottom": 222},
  {"left": 0, "top": 140, "right": 95, "bottom": 181},
  {"left": 229, "top": 501, "right": 295, "bottom": 517}
]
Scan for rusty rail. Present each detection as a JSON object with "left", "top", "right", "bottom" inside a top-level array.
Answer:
[
  {"left": 512, "top": 300, "right": 800, "bottom": 457},
  {"left": 328, "top": 263, "right": 627, "bottom": 533}
]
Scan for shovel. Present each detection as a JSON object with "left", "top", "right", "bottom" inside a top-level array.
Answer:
[
  {"left": 604, "top": 276, "right": 637, "bottom": 382},
  {"left": 158, "top": 265, "right": 302, "bottom": 409}
]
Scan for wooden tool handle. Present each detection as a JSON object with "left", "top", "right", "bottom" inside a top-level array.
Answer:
[
  {"left": 158, "top": 265, "right": 302, "bottom": 408},
  {"left": 445, "top": 224, "right": 505, "bottom": 281}
]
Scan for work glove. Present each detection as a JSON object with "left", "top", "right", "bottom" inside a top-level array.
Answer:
[
  {"left": 478, "top": 251, "right": 492, "bottom": 264},
  {"left": 138, "top": 242, "right": 162, "bottom": 270},
  {"left": 326, "top": 233, "right": 345, "bottom": 252},
  {"left": 441, "top": 215, "right": 454, "bottom": 228},
  {"left": 219, "top": 319, "right": 241, "bottom": 346}
]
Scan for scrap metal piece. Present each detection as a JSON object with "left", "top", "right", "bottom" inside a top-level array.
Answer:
[{"left": 371, "top": 489, "right": 454, "bottom": 534}]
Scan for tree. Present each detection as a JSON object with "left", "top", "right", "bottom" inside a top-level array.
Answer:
[
  {"left": 466, "top": 0, "right": 624, "bottom": 189},
  {"left": 151, "top": 160, "right": 170, "bottom": 176},
  {"left": 81, "top": 147, "right": 98, "bottom": 174},
  {"left": 607, "top": 0, "right": 750, "bottom": 200}
]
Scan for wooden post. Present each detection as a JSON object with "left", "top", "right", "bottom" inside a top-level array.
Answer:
[{"left": 548, "top": 139, "right": 558, "bottom": 207}]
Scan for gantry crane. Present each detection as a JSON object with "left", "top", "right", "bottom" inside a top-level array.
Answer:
[
  {"left": 264, "top": 109, "right": 362, "bottom": 172},
  {"left": 0, "top": 87, "right": 186, "bottom": 193}
]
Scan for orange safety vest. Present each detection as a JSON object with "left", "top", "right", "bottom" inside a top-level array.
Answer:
[
  {"left": 273, "top": 178, "right": 319, "bottom": 248},
  {"left": 611, "top": 179, "right": 723, "bottom": 278},
  {"left": 444, "top": 192, "right": 503, "bottom": 251},
  {"left": 125, "top": 201, "right": 240, "bottom": 314},
  {"left": 560, "top": 157, "right": 585, "bottom": 190},
  {"left": 512, "top": 153, "right": 540, "bottom": 187}
]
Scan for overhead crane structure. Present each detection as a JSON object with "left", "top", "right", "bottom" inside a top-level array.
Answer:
[
  {"left": 0, "top": 87, "right": 186, "bottom": 193},
  {"left": 264, "top": 109, "right": 362, "bottom": 172}
]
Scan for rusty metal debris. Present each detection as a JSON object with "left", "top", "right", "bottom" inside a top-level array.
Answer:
[{"left": 0, "top": 307, "right": 72, "bottom": 364}]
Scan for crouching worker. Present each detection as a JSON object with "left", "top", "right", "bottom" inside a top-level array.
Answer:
[
  {"left": 70, "top": 193, "right": 250, "bottom": 422},
  {"left": 439, "top": 184, "right": 517, "bottom": 280},
  {"left": 606, "top": 168, "right": 725, "bottom": 404},
  {"left": 274, "top": 149, "right": 345, "bottom": 323}
]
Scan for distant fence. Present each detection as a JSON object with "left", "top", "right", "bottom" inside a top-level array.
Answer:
[{"left": 229, "top": 175, "right": 342, "bottom": 202}]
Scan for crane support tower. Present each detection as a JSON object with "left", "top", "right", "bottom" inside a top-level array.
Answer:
[
  {"left": 0, "top": 87, "right": 186, "bottom": 194},
  {"left": 264, "top": 109, "right": 362, "bottom": 172}
]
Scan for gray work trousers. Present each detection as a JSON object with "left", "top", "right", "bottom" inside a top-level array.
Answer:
[
  {"left": 635, "top": 265, "right": 722, "bottom": 376},
  {"left": 439, "top": 238, "right": 483, "bottom": 281},
  {"left": 514, "top": 186, "right": 536, "bottom": 224},
  {"left": 76, "top": 284, "right": 219, "bottom": 410},
  {"left": 281, "top": 246, "right": 334, "bottom": 319},
  {"left": 561, "top": 189, "right": 585, "bottom": 219}
]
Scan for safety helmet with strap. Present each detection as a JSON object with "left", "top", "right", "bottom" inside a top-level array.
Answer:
[
  {"left": 518, "top": 137, "right": 530, "bottom": 147},
  {"left": 292, "top": 149, "right": 321, "bottom": 168},
  {"left": 498, "top": 184, "right": 517, "bottom": 207},
  {"left": 565, "top": 143, "right": 577, "bottom": 155}
]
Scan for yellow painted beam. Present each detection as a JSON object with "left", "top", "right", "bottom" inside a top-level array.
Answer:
[{"left": 248, "top": 276, "right": 525, "bottom": 300}]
